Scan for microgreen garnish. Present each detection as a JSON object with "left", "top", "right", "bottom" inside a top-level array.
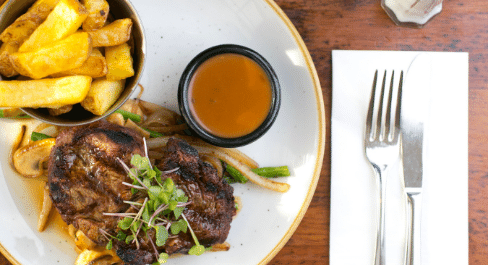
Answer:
[
  {"left": 156, "top": 252, "right": 169, "bottom": 264},
  {"left": 106, "top": 239, "right": 113, "bottom": 250},
  {"left": 103, "top": 139, "right": 207, "bottom": 264},
  {"left": 155, "top": 225, "right": 169, "bottom": 246},
  {"left": 182, "top": 213, "right": 205, "bottom": 256},
  {"left": 170, "top": 219, "right": 187, "bottom": 235}
]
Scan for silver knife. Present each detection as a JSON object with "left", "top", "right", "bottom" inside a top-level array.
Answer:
[{"left": 401, "top": 53, "right": 431, "bottom": 265}]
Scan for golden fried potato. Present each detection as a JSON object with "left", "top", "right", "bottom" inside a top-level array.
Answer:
[
  {"left": 88, "top": 18, "right": 132, "bottom": 47},
  {"left": 0, "top": 41, "right": 20, "bottom": 77},
  {"left": 48, "top": 105, "right": 73, "bottom": 116},
  {"left": 0, "top": 76, "right": 92, "bottom": 108},
  {"left": 105, "top": 42, "right": 134, "bottom": 81},
  {"left": 18, "top": 0, "right": 88, "bottom": 53},
  {"left": 50, "top": 48, "right": 107, "bottom": 78},
  {"left": 81, "top": 78, "right": 125, "bottom": 115},
  {"left": 81, "top": 0, "right": 109, "bottom": 31},
  {"left": 0, "top": 0, "right": 60, "bottom": 44},
  {"left": 10, "top": 32, "right": 92, "bottom": 79}
]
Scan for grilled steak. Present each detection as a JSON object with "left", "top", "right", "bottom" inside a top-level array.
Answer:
[
  {"left": 48, "top": 120, "right": 236, "bottom": 265},
  {"left": 153, "top": 137, "right": 236, "bottom": 253},
  {"left": 48, "top": 120, "right": 145, "bottom": 244}
]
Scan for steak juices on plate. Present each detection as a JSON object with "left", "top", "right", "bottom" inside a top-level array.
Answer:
[{"left": 48, "top": 120, "right": 236, "bottom": 264}]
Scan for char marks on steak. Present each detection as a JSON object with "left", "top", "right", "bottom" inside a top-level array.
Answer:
[
  {"left": 48, "top": 120, "right": 146, "bottom": 244},
  {"left": 48, "top": 120, "right": 236, "bottom": 265},
  {"left": 154, "top": 137, "right": 236, "bottom": 254}
]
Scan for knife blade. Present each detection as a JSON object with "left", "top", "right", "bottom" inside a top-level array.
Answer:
[{"left": 401, "top": 53, "right": 431, "bottom": 265}]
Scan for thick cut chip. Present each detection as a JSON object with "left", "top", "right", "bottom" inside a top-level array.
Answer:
[
  {"left": 0, "top": 76, "right": 92, "bottom": 108},
  {"left": 81, "top": 0, "right": 109, "bottom": 31},
  {"left": 0, "top": 42, "right": 20, "bottom": 77},
  {"left": 51, "top": 48, "right": 107, "bottom": 78},
  {"left": 10, "top": 32, "right": 92, "bottom": 79},
  {"left": 0, "top": 0, "right": 60, "bottom": 44},
  {"left": 18, "top": 0, "right": 88, "bottom": 53},
  {"left": 81, "top": 78, "right": 125, "bottom": 115},
  {"left": 105, "top": 42, "right": 134, "bottom": 81},
  {"left": 88, "top": 18, "right": 132, "bottom": 47}
]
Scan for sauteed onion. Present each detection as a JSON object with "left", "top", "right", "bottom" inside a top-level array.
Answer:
[{"left": 9, "top": 96, "right": 290, "bottom": 264}]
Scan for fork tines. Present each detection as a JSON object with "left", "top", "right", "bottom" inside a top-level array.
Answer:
[{"left": 366, "top": 70, "right": 404, "bottom": 143}]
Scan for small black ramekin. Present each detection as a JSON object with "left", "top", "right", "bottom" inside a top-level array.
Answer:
[{"left": 178, "top": 44, "right": 281, "bottom": 148}]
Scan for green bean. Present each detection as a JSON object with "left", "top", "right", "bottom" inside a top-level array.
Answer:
[
  {"left": 225, "top": 165, "right": 290, "bottom": 183},
  {"left": 115, "top": 109, "right": 142, "bottom": 123},
  {"left": 31, "top": 132, "right": 53, "bottom": 141},
  {"left": 143, "top": 128, "right": 164, "bottom": 138},
  {"left": 225, "top": 164, "right": 248, "bottom": 183},
  {"left": 251, "top": 166, "right": 290, "bottom": 178}
]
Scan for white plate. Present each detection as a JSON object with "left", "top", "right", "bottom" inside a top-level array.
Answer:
[{"left": 0, "top": 0, "right": 325, "bottom": 264}]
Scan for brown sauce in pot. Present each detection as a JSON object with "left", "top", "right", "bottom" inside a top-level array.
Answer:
[{"left": 188, "top": 53, "right": 272, "bottom": 138}]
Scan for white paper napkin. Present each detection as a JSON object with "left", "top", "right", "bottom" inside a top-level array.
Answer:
[{"left": 330, "top": 50, "right": 468, "bottom": 265}]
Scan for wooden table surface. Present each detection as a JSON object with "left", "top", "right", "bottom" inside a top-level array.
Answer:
[{"left": 1, "top": 0, "right": 486, "bottom": 264}]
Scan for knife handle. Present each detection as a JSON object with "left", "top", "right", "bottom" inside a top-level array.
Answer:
[{"left": 405, "top": 189, "right": 422, "bottom": 265}]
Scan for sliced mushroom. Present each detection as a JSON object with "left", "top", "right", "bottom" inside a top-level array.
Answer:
[
  {"left": 13, "top": 138, "right": 55, "bottom": 177},
  {"left": 75, "top": 249, "right": 121, "bottom": 265}
]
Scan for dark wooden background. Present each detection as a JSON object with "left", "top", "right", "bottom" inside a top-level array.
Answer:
[
  {"left": 269, "top": 0, "right": 486, "bottom": 264},
  {"left": 1, "top": 0, "right": 486, "bottom": 264}
]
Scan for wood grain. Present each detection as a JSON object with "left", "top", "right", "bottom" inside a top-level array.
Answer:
[
  {"left": 269, "top": 0, "right": 484, "bottom": 264},
  {"left": 1, "top": 0, "right": 485, "bottom": 264}
]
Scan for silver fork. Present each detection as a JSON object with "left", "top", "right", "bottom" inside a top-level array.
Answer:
[{"left": 365, "top": 70, "right": 403, "bottom": 265}]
